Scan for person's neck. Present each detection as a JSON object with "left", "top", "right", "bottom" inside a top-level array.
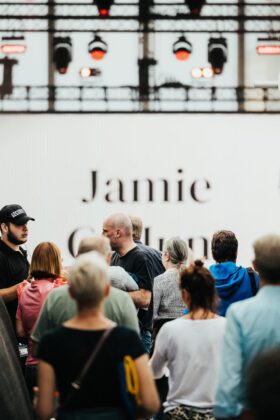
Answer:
[
  {"left": 185, "top": 308, "right": 217, "bottom": 320},
  {"left": 1, "top": 236, "right": 20, "bottom": 252},
  {"left": 165, "top": 261, "right": 178, "bottom": 270},
  {"left": 64, "top": 305, "right": 115, "bottom": 330},
  {"left": 118, "top": 240, "right": 136, "bottom": 257}
]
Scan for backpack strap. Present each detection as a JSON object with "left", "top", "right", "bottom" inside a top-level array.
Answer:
[{"left": 247, "top": 267, "right": 257, "bottom": 296}]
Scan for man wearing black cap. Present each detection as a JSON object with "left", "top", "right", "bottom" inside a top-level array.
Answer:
[{"left": 0, "top": 204, "right": 35, "bottom": 329}]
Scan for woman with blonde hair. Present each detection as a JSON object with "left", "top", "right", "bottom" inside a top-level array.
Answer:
[
  {"left": 16, "top": 241, "right": 64, "bottom": 398},
  {"left": 35, "top": 251, "right": 160, "bottom": 420}
]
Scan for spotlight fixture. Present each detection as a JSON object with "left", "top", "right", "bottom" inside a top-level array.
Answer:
[
  {"left": 80, "top": 67, "right": 101, "bottom": 78},
  {"left": 208, "top": 37, "right": 227, "bottom": 75},
  {"left": 173, "top": 36, "right": 192, "bottom": 61},
  {"left": 185, "top": 0, "right": 205, "bottom": 16},
  {"left": 256, "top": 37, "right": 280, "bottom": 55},
  {"left": 191, "top": 67, "right": 214, "bottom": 79},
  {"left": 94, "top": 0, "right": 113, "bottom": 17},
  {"left": 202, "top": 67, "right": 214, "bottom": 78},
  {"left": 88, "top": 35, "right": 108, "bottom": 60},
  {"left": 192, "top": 67, "right": 202, "bottom": 79},
  {"left": 53, "top": 36, "right": 72, "bottom": 74},
  {"left": 0, "top": 36, "right": 26, "bottom": 54}
]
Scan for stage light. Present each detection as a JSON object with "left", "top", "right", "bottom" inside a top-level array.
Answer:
[
  {"left": 53, "top": 37, "right": 72, "bottom": 74},
  {"left": 88, "top": 35, "right": 108, "bottom": 60},
  {"left": 191, "top": 67, "right": 202, "bottom": 79},
  {"left": 80, "top": 67, "right": 101, "bottom": 78},
  {"left": 191, "top": 67, "right": 214, "bottom": 79},
  {"left": 202, "top": 67, "right": 214, "bottom": 78},
  {"left": 173, "top": 36, "right": 192, "bottom": 61},
  {"left": 1, "top": 36, "right": 26, "bottom": 54},
  {"left": 185, "top": 0, "right": 205, "bottom": 16},
  {"left": 0, "top": 44, "right": 26, "bottom": 54},
  {"left": 256, "top": 38, "right": 280, "bottom": 55},
  {"left": 94, "top": 0, "right": 113, "bottom": 17},
  {"left": 208, "top": 37, "right": 227, "bottom": 75}
]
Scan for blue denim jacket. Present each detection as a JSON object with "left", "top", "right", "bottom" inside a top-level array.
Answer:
[{"left": 214, "top": 285, "right": 280, "bottom": 418}]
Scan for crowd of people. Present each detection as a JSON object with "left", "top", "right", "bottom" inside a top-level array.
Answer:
[{"left": 0, "top": 203, "right": 280, "bottom": 420}]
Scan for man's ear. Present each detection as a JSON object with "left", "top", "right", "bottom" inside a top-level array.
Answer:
[{"left": 1, "top": 223, "right": 8, "bottom": 234}]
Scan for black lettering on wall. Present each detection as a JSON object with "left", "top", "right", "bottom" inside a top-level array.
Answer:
[
  {"left": 68, "top": 227, "right": 95, "bottom": 257},
  {"left": 82, "top": 171, "right": 97, "bottom": 203},
  {"left": 190, "top": 179, "right": 211, "bottom": 203},
  {"left": 105, "top": 179, "right": 125, "bottom": 202}
]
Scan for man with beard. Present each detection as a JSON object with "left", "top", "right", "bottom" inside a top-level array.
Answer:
[
  {"left": 103, "top": 213, "right": 154, "bottom": 352},
  {"left": 0, "top": 204, "right": 34, "bottom": 329}
]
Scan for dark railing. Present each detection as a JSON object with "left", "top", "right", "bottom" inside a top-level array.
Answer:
[{"left": 0, "top": 85, "right": 279, "bottom": 113}]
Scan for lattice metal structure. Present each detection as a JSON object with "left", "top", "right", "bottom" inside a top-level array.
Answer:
[
  {"left": 0, "top": 2, "right": 280, "bottom": 32},
  {"left": 0, "top": 0, "right": 279, "bottom": 113}
]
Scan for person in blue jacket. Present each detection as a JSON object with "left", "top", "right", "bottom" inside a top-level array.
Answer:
[{"left": 209, "top": 230, "right": 259, "bottom": 316}]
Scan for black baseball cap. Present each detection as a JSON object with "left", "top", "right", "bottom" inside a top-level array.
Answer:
[{"left": 0, "top": 204, "right": 35, "bottom": 225}]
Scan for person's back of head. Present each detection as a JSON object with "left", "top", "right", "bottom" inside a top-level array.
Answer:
[
  {"left": 180, "top": 260, "right": 218, "bottom": 316},
  {"left": 29, "top": 242, "right": 62, "bottom": 280},
  {"left": 77, "top": 235, "right": 111, "bottom": 263},
  {"left": 129, "top": 215, "right": 143, "bottom": 241},
  {"left": 253, "top": 234, "right": 280, "bottom": 284},
  {"left": 246, "top": 346, "right": 280, "bottom": 420},
  {"left": 211, "top": 230, "right": 238, "bottom": 263},
  {"left": 69, "top": 251, "right": 109, "bottom": 310},
  {"left": 163, "top": 236, "right": 188, "bottom": 269}
]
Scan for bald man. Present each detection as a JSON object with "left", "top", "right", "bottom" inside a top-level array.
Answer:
[{"left": 103, "top": 213, "right": 154, "bottom": 352}]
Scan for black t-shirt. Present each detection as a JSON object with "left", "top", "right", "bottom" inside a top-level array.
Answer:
[
  {"left": 111, "top": 247, "right": 154, "bottom": 331},
  {"left": 37, "top": 326, "right": 145, "bottom": 413},
  {"left": 135, "top": 241, "right": 165, "bottom": 279},
  {"left": 0, "top": 239, "right": 29, "bottom": 327}
]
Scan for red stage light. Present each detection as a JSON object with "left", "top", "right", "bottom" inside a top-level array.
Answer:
[
  {"left": 90, "top": 49, "right": 106, "bottom": 60},
  {"left": 173, "top": 36, "right": 192, "bottom": 61},
  {"left": 88, "top": 35, "right": 108, "bottom": 60},
  {"left": 175, "top": 50, "right": 191, "bottom": 61},
  {"left": 99, "top": 8, "right": 109, "bottom": 16},
  {"left": 95, "top": 0, "right": 113, "bottom": 17},
  {"left": 185, "top": 0, "right": 205, "bottom": 16}
]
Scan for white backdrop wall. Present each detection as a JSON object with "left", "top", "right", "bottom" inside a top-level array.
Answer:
[{"left": 0, "top": 114, "right": 279, "bottom": 266}]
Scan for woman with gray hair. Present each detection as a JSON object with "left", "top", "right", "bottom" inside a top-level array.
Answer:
[
  {"left": 152, "top": 237, "right": 189, "bottom": 419},
  {"left": 153, "top": 237, "right": 189, "bottom": 325},
  {"left": 35, "top": 251, "right": 160, "bottom": 420}
]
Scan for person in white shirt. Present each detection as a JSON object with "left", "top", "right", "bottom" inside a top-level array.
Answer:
[{"left": 150, "top": 260, "right": 226, "bottom": 420}]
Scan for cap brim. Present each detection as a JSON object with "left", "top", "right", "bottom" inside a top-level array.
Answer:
[{"left": 13, "top": 216, "right": 35, "bottom": 225}]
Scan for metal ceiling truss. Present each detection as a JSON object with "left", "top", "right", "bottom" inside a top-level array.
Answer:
[
  {"left": 0, "top": 2, "right": 279, "bottom": 33},
  {"left": 0, "top": 1, "right": 279, "bottom": 113}
]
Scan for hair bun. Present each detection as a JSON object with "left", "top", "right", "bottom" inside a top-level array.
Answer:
[{"left": 194, "top": 259, "right": 204, "bottom": 268}]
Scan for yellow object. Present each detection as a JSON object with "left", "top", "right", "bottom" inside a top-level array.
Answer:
[{"left": 123, "top": 355, "right": 141, "bottom": 405}]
